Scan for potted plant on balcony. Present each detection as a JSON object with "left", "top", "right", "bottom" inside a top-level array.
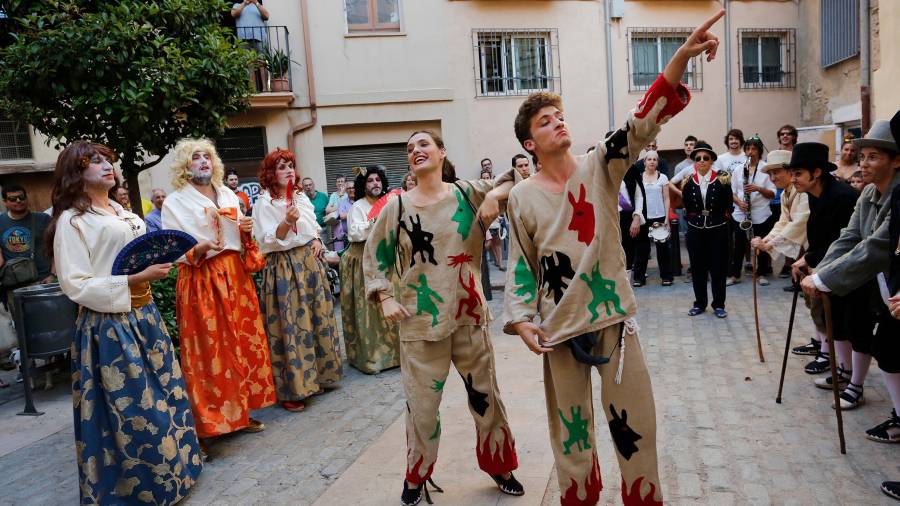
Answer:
[{"left": 265, "top": 48, "right": 290, "bottom": 92}]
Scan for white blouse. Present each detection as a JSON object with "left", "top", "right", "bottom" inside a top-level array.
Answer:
[
  {"left": 161, "top": 184, "right": 244, "bottom": 262},
  {"left": 54, "top": 201, "right": 144, "bottom": 314},
  {"left": 642, "top": 172, "right": 669, "bottom": 219},
  {"left": 347, "top": 199, "right": 374, "bottom": 243},
  {"left": 252, "top": 190, "right": 320, "bottom": 254}
]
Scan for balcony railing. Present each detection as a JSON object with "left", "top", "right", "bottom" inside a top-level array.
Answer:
[{"left": 236, "top": 25, "right": 293, "bottom": 95}]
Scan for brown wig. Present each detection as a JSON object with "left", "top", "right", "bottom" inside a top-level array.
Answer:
[
  {"left": 407, "top": 130, "right": 457, "bottom": 182},
  {"left": 44, "top": 140, "right": 118, "bottom": 258},
  {"left": 257, "top": 148, "right": 297, "bottom": 198},
  {"left": 353, "top": 165, "right": 389, "bottom": 201},
  {"left": 514, "top": 91, "right": 563, "bottom": 156}
]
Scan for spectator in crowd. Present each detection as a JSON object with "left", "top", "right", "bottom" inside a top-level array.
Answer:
[
  {"left": 341, "top": 166, "right": 400, "bottom": 374},
  {"left": 715, "top": 128, "right": 747, "bottom": 175},
  {"left": 777, "top": 124, "right": 797, "bottom": 151},
  {"left": 681, "top": 141, "right": 733, "bottom": 318},
  {"left": 302, "top": 176, "right": 329, "bottom": 228},
  {"left": 0, "top": 184, "right": 54, "bottom": 310},
  {"left": 143, "top": 188, "right": 166, "bottom": 233},
  {"left": 728, "top": 136, "right": 776, "bottom": 286},
  {"left": 832, "top": 136, "right": 860, "bottom": 183},
  {"left": 48, "top": 141, "right": 201, "bottom": 503},
  {"left": 162, "top": 138, "right": 275, "bottom": 447},
  {"left": 480, "top": 157, "right": 493, "bottom": 173},
  {"left": 603, "top": 139, "right": 646, "bottom": 272},
  {"left": 113, "top": 186, "right": 131, "bottom": 211},
  {"left": 632, "top": 151, "right": 673, "bottom": 286},
  {"left": 326, "top": 175, "right": 348, "bottom": 250},
  {"left": 253, "top": 148, "right": 341, "bottom": 413},
  {"left": 402, "top": 170, "right": 417, "bottom": 191},
  {"left": 673, "top": 135, "right": 698, "bottom": 177},
  {"left": 512, "top": 153, "right": 530, "bottom": 180},
  {"left": 336, "top": 183, "right": 355, "bottom": 252},
  {"left": 231, "top": 0, "right": 269, "bottom": 90},
  {"left": 799, "top": 121, "right": 900, "bottom": 411},
  {"left": 226, "top": 168, "right": 251, "bottom": 213},
  {"left": 849, "top": 170, "right": 865, "bottom": 192},
  {"left": 637, "top": 139, "right": 671, "bottom": 177},
  {"left": 481, "top": 169, "right": 504, "bottom": 270}
]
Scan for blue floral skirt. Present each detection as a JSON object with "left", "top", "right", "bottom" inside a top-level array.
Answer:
[{"left": 72, "top": 302, "right": 202, "bottom": 505}]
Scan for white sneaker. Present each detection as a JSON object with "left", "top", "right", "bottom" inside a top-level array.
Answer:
[{"left": 758, "top": 276, "right": 769, "bottom": 286}]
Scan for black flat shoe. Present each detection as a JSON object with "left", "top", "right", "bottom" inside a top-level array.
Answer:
[
  {"left": 687, "top": 307, "right": 705, "bottom": 316},
  {"left": 401, "top": 478, "right": 443, "bottom": 506},
  {"left": 491, "top": 473, "right": 524, "bottom": 496}
]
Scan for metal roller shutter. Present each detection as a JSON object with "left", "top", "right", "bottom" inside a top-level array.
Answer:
[{"left": 323, "top": 143, "right": 409, "bottom": 194}]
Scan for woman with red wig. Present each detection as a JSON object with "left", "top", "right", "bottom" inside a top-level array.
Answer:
[{"left": 252, "top": 149, "right": 343, "bottom": 412}]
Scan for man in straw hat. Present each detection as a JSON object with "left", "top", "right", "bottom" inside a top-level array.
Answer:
[{"left": 798, "top": 117, "right": 900, "bottom": 415}]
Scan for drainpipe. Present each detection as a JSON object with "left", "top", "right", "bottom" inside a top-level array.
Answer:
[
  {"left": 288, "top": 0, "right": 318, "bottom": 152},
  {"left": 723, "top": 0, "right": 733, "bottom": 130},
  {"left": 603, "top": 0, "right": 615, "bottom": 131},
  {"left": 859, "top": 0, "right": 870, "bottom": 132}
]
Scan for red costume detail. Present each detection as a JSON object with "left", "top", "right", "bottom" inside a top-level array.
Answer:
[
  {"left": 406, "top": 454, "right": 435, "bottom": 485},
  {"left": 621, "top": 476, "right": 663, "bottom": 506},
  {"left": 475, "top": 427, "right": 518, "bottom": 475},
  {"left": 448, "top": 253, "right": 481, "bottom": 324},
  {"left": 560, "top": 453, "right": 603, "bottom": 506},
  {"left": 634, "top": 74, "right": 691, "bottom": 124},
  {"left": 567, "top": 184, "right": 596, "bottom": 246}
]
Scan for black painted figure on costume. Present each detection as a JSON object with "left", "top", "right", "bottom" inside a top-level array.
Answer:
[
  {"left": 608, "top": 403, "right": 642, "bottom": 460},
  {"left": 540, "top": 251, "right": 575, "bottom": 304},
  {"left": 462, "top": 372, "right": 489, "bottom": 417},
  {"left": 400, "top": 213, "right": 437, "bottom": 267},
  {"left": 604, "top": 125, "right": 630, "bottom": 162}
]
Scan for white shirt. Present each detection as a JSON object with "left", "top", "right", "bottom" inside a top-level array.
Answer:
[
  {"left": 642, "top": 172, "right": 669, "bottom": 219},
  {"left": 252, "top": 190, "right": 320, "bottom": 254},
  {"left": 670, "top": 164, "right": 694, "bottom": 185},
  {"left": 347, "top": 199, "right": 374, "bottom": 243},
  {"left": 695, "top": 169, "right": 713, "bottom": 200},
  {"left": 730, "top": 164, "right": 775, "bottom": 224},
  {"left": 674, "top": 158, "right": 693, "bottom": 175},
  {"left": 54, "top": 201, "right": 143, "bottom": 314},
  {"left": 162, "top": 184, "right": 245, "bottom": 263},
  {"left": 715, "top": 151, "right": 748, "bottom": 175}
]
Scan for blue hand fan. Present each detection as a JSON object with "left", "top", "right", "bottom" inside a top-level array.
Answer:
[{"left": 112, "top": 230, "right": 198, "bottom": 275}]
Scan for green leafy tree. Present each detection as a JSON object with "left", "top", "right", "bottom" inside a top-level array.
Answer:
[{"left": 0, "top": 0, "right": 255, "bottom": 215}]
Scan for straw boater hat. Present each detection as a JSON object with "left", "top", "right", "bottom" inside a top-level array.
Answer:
[
  {"left": 852, "top": 118, "right": 899, "bottom": 153},
  {"left": 761, "top": 150, "right": 791, "bottom": 173}
]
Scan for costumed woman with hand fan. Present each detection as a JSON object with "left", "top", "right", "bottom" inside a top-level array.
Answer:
[
  {"left": 340, "top": 165, "right": 401, "bottom": 374},
  {"left": 48, "top": 141, "right": 202, "bottom": 504},
  {"left": 162, "top": 139, "right": 275, "bottom": 451},
  {"left": 252, "top": 149, "right": 342, "bottom": 412}
]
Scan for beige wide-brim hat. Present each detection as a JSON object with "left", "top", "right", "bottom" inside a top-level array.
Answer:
[
  {"left": 761, "top": 150, "right": 792, "bottom": 173},
  {"left": 853, "top": 119, "right": 899, "bottom": 152}
]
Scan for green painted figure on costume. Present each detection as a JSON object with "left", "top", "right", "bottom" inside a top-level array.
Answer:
[
  {"left": 407, "top": 273, "right": 444, "bottom": 327},
  {"left": 431, "top": 379, "right": 445, "bottom": 392},
  {"left": 451, "top": 187, "right": 475, "bottom": 240},
  {"left": 375, "top": 230, "right": 397, "bottom": 273},
  {"left": 559, "top": 405, "right": 591, "bottom": 455},
  {"left": 429, "top": 412, "right": 441, "bottom": 440},
  {"left": 580, "top": 262, "right": 626, "bottom": 322},
  {"left": 513, "top": 256, "right": 537, "bottom": 304}
]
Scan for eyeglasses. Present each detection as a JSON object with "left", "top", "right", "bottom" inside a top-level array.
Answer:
[
  {"left": 693, "top": 156, "right": 712, "bottom": 162},
  {"left": 4, "top": 195, "right": 26, "bottom": 202},
  {"left": 779, "top": 132, "right": 793, "bottom": 137}
]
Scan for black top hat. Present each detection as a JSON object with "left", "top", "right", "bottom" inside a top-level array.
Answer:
[
  {"left": 785, "top": 142, "right": 837, "bottom": 172},
  {"left": 690, "top": 141, "right": 717, "bottom": 161}
]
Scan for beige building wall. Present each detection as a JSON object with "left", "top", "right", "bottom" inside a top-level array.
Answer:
[{"left": 871, "top": 0, "right": 900, "bottom": 119}]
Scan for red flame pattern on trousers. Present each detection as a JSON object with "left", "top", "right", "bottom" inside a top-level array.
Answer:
[
  {"left": 560, "top": 453, "right": 602, "bottom": 506},
  {"left": 621, "top": 476, "right": 663, "bottom": 506},
  {"left": 405, "top": 453, "right": 435, "bottom": 485},
  {"left": 475, "top": 427, "right": 518, "bottom": 475}
]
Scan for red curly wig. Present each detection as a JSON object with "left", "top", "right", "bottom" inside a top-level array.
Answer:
[{"left": 257, "top": 148, "right": 297, "bottom": 198}]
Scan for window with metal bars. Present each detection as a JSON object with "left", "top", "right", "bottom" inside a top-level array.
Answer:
[
  {"left": 345, "top": 0, "right": 401, "bottom": 33},
  {"left": 627, "top": 28, "right": 702, "bottom": 92},
  {"left": 0, "top": 115, "right": 33, "bottom": 160},
  {"left": 738, "top": 29, "right": 796, "bottom": 89},
  {"left": 473, "top": 29, "right": 561, "bottom": 97}
]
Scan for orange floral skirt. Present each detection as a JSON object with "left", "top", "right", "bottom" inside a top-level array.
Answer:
[{"left": 176, "top": 250, "right": 275, "bottom": 438}]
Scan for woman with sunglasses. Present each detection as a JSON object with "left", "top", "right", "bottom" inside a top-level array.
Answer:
[{"left": 674, "top": 141, "right": 734, "bottom": 317}]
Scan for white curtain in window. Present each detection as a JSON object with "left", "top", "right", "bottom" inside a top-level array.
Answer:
[
  {"left": 631, "top": 38, "right": 658, "bottom": 88},
  {"left": 760, "top": 37, "right": 781, "bottom": 83},
  {"left": 512, "top": 37, "right": 548, "bottom": 91}
]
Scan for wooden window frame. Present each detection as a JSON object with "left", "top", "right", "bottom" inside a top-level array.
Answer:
[{"left": 346, "top": 0, "right": 401, "bottom": 33}]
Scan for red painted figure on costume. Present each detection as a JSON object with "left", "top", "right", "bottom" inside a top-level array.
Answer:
[
  {"left": 567, "top": 184, "right": 595, "bottom": 246},
  {"left": 475, "top": 427, "right": 518, "bottom": 475},
  {"left": 621, "top": 476, "right": 663, "bottom": 506},
  {"left": 448, "top": 253, "right": 482, "bottom": 324},
  {"left": 560, "top": 453, "right": 602, "bottom": 506}
]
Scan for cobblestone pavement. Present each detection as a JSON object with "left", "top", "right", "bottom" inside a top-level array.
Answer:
[{"left": 0, "top": 261, "right": 897, "bottom": 505}]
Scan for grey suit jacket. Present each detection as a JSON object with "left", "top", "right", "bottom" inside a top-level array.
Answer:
[{"left": 816, "top": 171, "right": 900, "bottom": 296}]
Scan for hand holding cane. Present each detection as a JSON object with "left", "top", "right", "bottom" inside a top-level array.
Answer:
[
  {"left": 752, "top": 247, "right": 765, "bottom": 363},
  {"left": 776, "top": 278, "right": 800, "bottom": 403},
  {"left": 821, "top": 292, "right": 847, "bottom": 454}
]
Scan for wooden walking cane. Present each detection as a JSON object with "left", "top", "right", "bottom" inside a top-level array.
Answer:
[
  {"left": 752, "top": 248, "right": 765, "bottom": 363},
  {"left": 776, "top": 280, "right": 800, "bottom": 403},
  {"left": 821, "top": 293, "right": 847, "bottom": 455}
]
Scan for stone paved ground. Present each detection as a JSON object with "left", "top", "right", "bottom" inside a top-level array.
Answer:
[{"left": 0, "top": 260, "right": 897, "bottom": 505}]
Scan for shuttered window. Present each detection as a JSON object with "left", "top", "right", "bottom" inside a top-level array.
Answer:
[
  {"left": 821, "top": 0, "right": 859, "bottom": 68},
  {"left": 323, "top": 143, "right": 409, "bottom": 194}
]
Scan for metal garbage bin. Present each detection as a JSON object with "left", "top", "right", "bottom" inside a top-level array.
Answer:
[{"left": 12, "top": 283, "right": 77, "bottom": 416}]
